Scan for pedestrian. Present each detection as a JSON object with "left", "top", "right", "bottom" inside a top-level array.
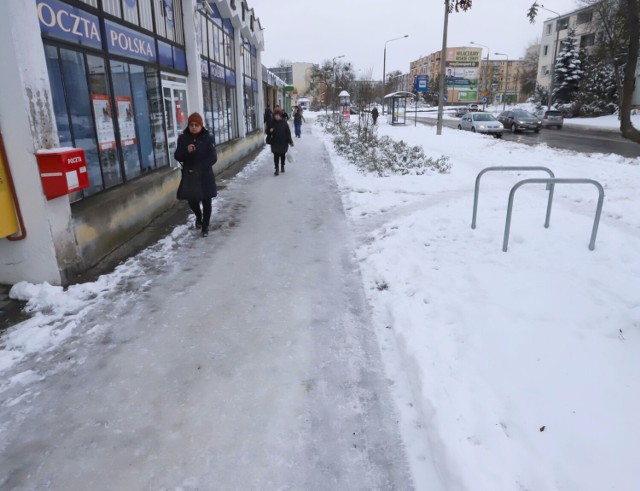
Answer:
[
  {"left": 292, "top": 106, "right": 305, "bottom": 138},
  {"left": 264, "top": 104, "right": 273, "bottom": 128},
  {"left": 174, "top": 112, "right": 218, "bottom": 237},
  {"left": 371, "top": 106, "right": 379, "bottom": 125},
  {"left": 267, "top": 108, "right": 294, "bottom": 176}
]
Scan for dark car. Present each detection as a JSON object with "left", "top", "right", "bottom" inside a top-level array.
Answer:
[
  {"left": 454, "top": 107, "right": 468, "bottom": 118},
  {"left": 535, "top": 109, "right": 564, "bottom": 129},
  {"left": 497, "top": 110, "right": 542, "bottom": 133}
]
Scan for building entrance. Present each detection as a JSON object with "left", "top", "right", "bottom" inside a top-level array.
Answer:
[{"left": 162, "top": 75, "right": 189, "bottom": 167}]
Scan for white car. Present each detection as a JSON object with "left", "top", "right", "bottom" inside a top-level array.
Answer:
[{"left": 458, "top": 112, "right": 503, "bottom": 138}]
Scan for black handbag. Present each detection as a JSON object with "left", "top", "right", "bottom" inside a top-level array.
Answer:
[
  {"left": 176, "top": 168, "right": 203, "bottom": 201},
  {"left": 265, "top": 133, "right": 273, "bottom": 144}
]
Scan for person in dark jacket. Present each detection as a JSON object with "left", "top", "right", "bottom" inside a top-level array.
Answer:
[
  {"left": 371, "top": 106, "right": 379, "bottom": 125},
  {"left": 264, "top": 105, "right": 273, "bottom": 128},
  {"left": 267, "top": 108, "right": 294, "bottom": 175},
  {"left": 292, "top": 106, "right": 305, "bottom": 138},
  {"left": 174, "top": 112, "right": 217, "bottom": 237}
]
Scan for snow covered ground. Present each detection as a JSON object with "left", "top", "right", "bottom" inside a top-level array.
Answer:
[{"left": 2, "top": 111, "right": 640, "bottom": 490}]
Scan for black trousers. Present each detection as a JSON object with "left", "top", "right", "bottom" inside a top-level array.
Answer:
[
  {"left": 188, "top": 198, "right": 212, "bottom": 228},
  {"left": 273, "top": 153, "right": 285, "bottom": 170}
]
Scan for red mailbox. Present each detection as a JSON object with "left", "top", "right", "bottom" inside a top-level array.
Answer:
[{"left": 36, "top": 148, "right": 90, "bottom": 200}]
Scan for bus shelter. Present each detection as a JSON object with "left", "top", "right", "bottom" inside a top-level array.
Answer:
[{"left": 383, "top": 91, "right": 416, "bottom": 125}]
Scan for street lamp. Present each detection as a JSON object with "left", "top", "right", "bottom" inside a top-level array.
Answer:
[
  {"left": 494, "top": 52, "right": 509, "bottom": 111},
  {"left": 332, "top": 55, "right": 345, "bottom": 115},
  {"left": 540, "top": 5, "right": 563, "bottom": 109},
  {"left": 470, "top": 41, "right": 489, "bottom": 107},
  {"left": 382, "top": 35, "right": 408, "bottom": 114}
]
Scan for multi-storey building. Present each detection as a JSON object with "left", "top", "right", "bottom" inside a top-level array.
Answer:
[{"left": 537, "top": 4, "right": 599, "bottom": 95}]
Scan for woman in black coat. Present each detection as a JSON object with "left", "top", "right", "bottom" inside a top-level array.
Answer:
[
  {"left": 267, "top": 109, "right": 293, "bottom": 175},
  {"left": 174, "top": 112, "right": 217, "bottom": 237}
]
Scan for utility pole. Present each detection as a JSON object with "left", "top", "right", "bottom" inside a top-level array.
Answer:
[{"left": 437, "top": 0, "right": 449, "bottom": 135}]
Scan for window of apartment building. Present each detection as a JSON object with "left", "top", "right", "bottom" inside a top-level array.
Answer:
[
  {"left": 580, "top": 33, "right": 596, "bottom": 48},
  {"left": 541, "top": 65, "right": 549, "bottom": 76},
  {"left": 577, "top": 10, "right": 593, "bottom": 25},
  {"left": 546, "top": 23, "right": 552, "bottom": 35},
  {"left": 543, "top": 45, "right": 549, "bottom": 56},
  {"left": 199, "top": 9, "right": 239, "bottom": 144}
]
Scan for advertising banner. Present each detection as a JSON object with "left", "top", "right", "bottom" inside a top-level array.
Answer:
[
  {"left": 116, "top": 96, "right": 137, "bottom": 147},
  {"left": 91, "top": 94, "right": 116, "bottom": 151}
]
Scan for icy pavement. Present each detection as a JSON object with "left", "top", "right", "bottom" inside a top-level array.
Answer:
[{"left": 0, "top": 125, "right": 414, "bottom": 490}]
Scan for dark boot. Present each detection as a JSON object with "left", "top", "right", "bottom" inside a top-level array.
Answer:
[
  {"left": 281, "top": 164, "right": 285, "bottom": 173},
  {"left": 201, "top": 226, "right": 209, "bottom": 237},
  {"left": 195, "top": 217, "right": 202, "bottom": 229},
  {"left": 274, "top": 168, "right": 279, "bottom": 175}
]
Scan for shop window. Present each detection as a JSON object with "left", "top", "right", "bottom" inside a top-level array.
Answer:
[
  {"left": 87, "top": 55, "right": 122, "bottom": 189},
  {"left": 129, "top": 65, "right": 156, "bottom": 172},
  {"left": 146, "top": 67, "right": 168, "bottom": 168},
  {"left": 57, "top": 48, "right": 104, "bottom": 197},
  {"left": 111, "top": 60, "right": 142, "bottom": 179},
  {"left": 44, "top": 46, "right": 73, "bottom": 148}
]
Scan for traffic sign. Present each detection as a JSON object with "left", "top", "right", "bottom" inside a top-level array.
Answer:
[{"left": 482, "top": 96, "right": 488, "bottom": 103}]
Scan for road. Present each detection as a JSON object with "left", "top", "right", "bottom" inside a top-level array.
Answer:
[{"left": 414, "top": 114, "right": 640, "bottom": 158}]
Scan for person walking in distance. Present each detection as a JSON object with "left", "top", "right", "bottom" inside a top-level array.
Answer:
[
  {"left": 292, "top": 106, "right": 305, "bottom": 138},
  {"left": 264, "top": 104, "right": 273, "bottom": 128},
  {"left": 174, "top": 112, "right": 218, "bottom": 237},
  {"left": 371, "top": 106, "right": 379, "bottom": 125},
  {"left": 267, "top": 108, "right": 293, "bottom": 175}
]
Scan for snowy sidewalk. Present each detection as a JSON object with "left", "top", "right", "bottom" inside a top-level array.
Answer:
[{"left": 0, "top": 124, "right": 413, "bottom": 490}]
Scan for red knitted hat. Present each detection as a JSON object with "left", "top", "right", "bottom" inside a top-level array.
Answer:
[{"left": 187, "top": 112, "right": 204, "bottom": 126}]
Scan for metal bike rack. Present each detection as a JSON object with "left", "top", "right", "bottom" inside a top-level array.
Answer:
[
  {"left": 503, "top": 178, "right": 605, "bottom": 252},
  {"left": 472, "top": 166, "right": 555, "bottom": 229}
]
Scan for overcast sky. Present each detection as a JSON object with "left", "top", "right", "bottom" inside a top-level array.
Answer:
[{"left": 248, "top": 0, "right": 580, "bottom": 78}]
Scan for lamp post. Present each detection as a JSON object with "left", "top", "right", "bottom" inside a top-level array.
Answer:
[
  {"left": 382, "top": 35, "right": 408, "bottom": 114},
  {"left": 494, "top": 52, "right": 509, "bottom": 111},
  {"left": 470, "top": 41, "right": 489, "bottom": 108},
  {"left": 540, "top": 5, "right": 562, "bottom": 110},
  {"left": 332, "top": 55, "right": 345, "bottom": 115}
]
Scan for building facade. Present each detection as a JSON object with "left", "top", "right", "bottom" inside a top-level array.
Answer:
[
  {"left": 0, "top": 0, "right": 271, "bottom": 286},
  {"left": 537, "top": 4, "right": 599, "bottom": 97}
]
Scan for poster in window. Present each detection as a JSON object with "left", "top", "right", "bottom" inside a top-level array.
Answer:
[
  {"left": 91, "top": 94, "right": 116, "bottom": 151},
  {"left": 116, "top": 96, "right": 137, "bottom": 147}
]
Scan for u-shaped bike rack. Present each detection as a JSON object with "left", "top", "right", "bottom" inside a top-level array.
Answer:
[
  {"left": 503, "top": 178, "right": 605, "bottom": 252},
  {"left": 472, "top": 166, "right": 556, "bottom": 229}
]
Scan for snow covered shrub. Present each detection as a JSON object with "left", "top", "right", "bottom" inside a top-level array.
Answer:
[{"left": 316, "top": 115, "right": 451, "bottom": 176}]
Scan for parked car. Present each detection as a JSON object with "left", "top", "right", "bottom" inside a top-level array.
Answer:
[
  {"left": 497, "top": 110, "right": 542, "bottom": 133},
  {"left": 535, "top": 109, "right": 564, "bottom": 129},
  {"left": 458, "top": 112, "right": 504, "bottom": 138},
  {"left": 467, "top": 103, "right": 479, "bottom": 112},
  {"left": 454, "top": 107, "right": 468, "bottom": 118}
]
